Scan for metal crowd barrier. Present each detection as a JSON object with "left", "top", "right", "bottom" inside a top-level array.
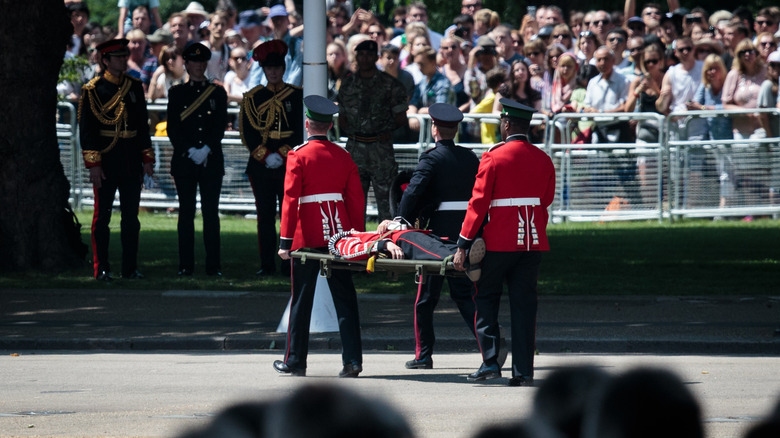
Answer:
[{"left": 58, "top": 101, "right": 780, "bottom": 222}]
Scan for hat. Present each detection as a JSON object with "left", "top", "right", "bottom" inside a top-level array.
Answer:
[
  {"left": 268, "top": 4, "right": 288, "bottom": 18},
  {"left": 627, "top": 16, "right": 643, "bottom": 25},
  {"left": 97, "top": 38, "right": 129, "bottom": 56},
  {"left": 428, "top": 103, "right": 463, "bottom": 128},
  {"left": 538, "top": 25, "right": 554, "bottom": 38},
  {"left": 475, "top": 35, "right": 497, "bottom": 55},
  {"left": 355, "top": 40, "right": 378, "bottom": 52},
  {"left": 695, "top": 38, "right": 724, "bottom": 55},
  {"left": 183, "top": 42, "right": 211, "bottom": 62},
  {"left": 499, "top": 97, "right": 536, "bottom": 120},
  {"left": 146, "top": 28, "right": 174, "bottom": 45},
  {"left": 768, "top": 50, "right": 780, "bottom": 64},
  {"left": 304, "top": 95, "right": 338, "bottom": 122},
  {"left": 183, "top": 1, "right": 208, "bottom": 18},
  {"left": 238, "top": 10, "right": 263, "bottom": 28},
  {"left": 252, "top": 39, "right": 288, "bottom": 66}
]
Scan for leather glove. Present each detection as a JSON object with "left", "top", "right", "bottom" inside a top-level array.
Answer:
[
  {"left": 265, "top": 152, "right": 283, "bottom": 169},
  {"left": 188, "top": 145, "right": 210, "bottom": 166}
]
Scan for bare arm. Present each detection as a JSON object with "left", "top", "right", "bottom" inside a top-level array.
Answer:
[
  {"left": 624, "top": 0, "right": 636, "bottom": 21},
  {"left": 655, "top": 72, "right": 672, "bottom": 114},
  {"left": 118, "top": 7, "right": 128, "bottom": 37}
]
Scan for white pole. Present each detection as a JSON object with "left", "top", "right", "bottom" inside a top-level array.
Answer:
[{"left": 302, "top": 0, "right": 327, "bottom": 98}]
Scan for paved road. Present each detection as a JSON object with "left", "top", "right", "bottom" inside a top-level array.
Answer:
[
  {"left": 1, "top": 289, "right": 778, "bottom": 354},
  {"left": 1, "top": 352, "right": 779, "bottom": 438}
]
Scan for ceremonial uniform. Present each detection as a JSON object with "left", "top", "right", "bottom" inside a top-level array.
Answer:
[
  {"left": 240, "top": 40, "right": 304, "bottom": 275},
  {"left": 337, "top": 40, "right": 408, "bottom": 220},
  {"left": 457, "top": 99, "right": 555, "bottom": 385},
  {"left": 78, "top": 39, "right": 154, "bottom": 280},
  {"left": 396, "top": 103, "right": 480, "bottom": 367},
  {"left": 329, "top": 229, "right": 460, "bottom": 263},
  {"left": 167, "top": 43, "right": 228, "bottom": 276},
  {"left": 274, "top": 96, "right": 365, "bottom": 377}
]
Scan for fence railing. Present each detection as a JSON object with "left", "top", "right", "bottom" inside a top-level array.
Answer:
[{"left": 58, "top": 102, "right": 780, "bottom": 222}]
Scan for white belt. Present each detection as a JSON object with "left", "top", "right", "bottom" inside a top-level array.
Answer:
[
  {"left": 437, "top": 201, "right": 469, "bottom": 211},
  {"left": 490, "top": 197, "right": 541, "bottom": 207},
  {"left": 299, "top": 193, "right": 343, "bottom": 204}
]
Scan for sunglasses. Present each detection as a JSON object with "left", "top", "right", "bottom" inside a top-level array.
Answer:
[
  {"left": 608, "top": 37, "right": 625, "bottom": 43},
  {"left": 528, "top": 51, "right": 542, "bottom": 56},
  {"left": 738, "top": 49, "right": 756, "bottom": 56},
  {"left": 760, "top": 42, "right": 777, "bottom": 47},
  {"left": 553, "top": 34, "right": 571, "bottom": 39},
  {"left": 644, "top": 10, "right": 661, "bottom": 16},
  {"left": 644, "top": 58, "right": 660, "bottom": 66},
  {"left": 756, "top": 20, "right": 774, "bottom": 26},
  {"left": 369, "top": 31, "right": 382, "bottom": 36},
  {"left": 592, "top": 19, "right": 609, "bottom": 26},
  {"left": 676, "top": 46, "right": 692, "bottom": 53},
  {"left": 770, "top": 62, "right": 780, "bottom": 69},
  {"left": 583, "top": 21, "right": 591, "bottom": 27}
]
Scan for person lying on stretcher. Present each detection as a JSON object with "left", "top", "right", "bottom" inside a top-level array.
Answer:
[{"left": 327, "top": 228, "right": 485, "bottom": 281}]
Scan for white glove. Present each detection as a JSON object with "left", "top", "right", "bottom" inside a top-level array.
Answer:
[
  {"left": 188, "top": 145, "right": 210, "bottom": 166},
  {"left": 265, "top": 152, "right": 283, "bottom": 169}
]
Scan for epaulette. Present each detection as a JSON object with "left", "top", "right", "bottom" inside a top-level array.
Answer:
[
  {"left": 125, "top": 75, "right": 142, "bottom": 84},
  {"left": 287, "top": 83, "right": 302, "bottom": 91},
  {"left": 293, "top": 141, "right": 309, "bottom": 151},
  {"left": 243, "top": 84, "right": 266, "bottom": 98},
  {"left": 488, "top": 141, "right": 506, "bottom": 152},
  {"left": 82, "top": 76, "right": 100, "bottom": 91}
]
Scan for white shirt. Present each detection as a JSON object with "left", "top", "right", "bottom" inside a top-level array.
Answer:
[{"left": 584, "top": 70, "right": 630, "bottom": 111}]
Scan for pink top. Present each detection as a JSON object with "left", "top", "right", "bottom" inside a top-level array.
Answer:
[{"left": 722, "top": 65, "right": 767, "bottom": 136}]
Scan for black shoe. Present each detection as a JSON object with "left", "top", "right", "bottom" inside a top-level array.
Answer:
[
  {"left": 207, "top": 270, "right": 223, "bottom": 277},
  {"left": 177, "top": 268, "right": 193, "bottom": 277},
  {"left": 405, "top": 357, "right": 433, "bottom": 369},
  {"left": 508, "top": 376, "right": 534, "bottom": 387},
  {"left": 96, "top": 270, "right": 113, "bottom": 282},
  {"left": 339, "top": 361, "right": 362, "bottom": 378},
  {"left": 497, "top": 337, "right": 508, "bottom": 369},
  {"left": 256, "top": 268, "right": 275, "bottom": 276},
  {"left": 122, "top": 270, "right": 144, "bottom": 279},
  {"left": 467, "top": 362, "right": 501, "bottom": 381},
  {"left": 273, "top": 360, "right": 305, "bottom": 376},
  {"left": 465, "top": 237, "right": 486, "bottom": 282}
]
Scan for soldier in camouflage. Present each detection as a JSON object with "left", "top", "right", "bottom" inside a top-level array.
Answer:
[{"left": 337, "top": 40, "right": 408, "bottom": 220}]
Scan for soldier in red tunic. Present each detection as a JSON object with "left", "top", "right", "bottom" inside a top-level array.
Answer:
[
  {"left": 274, "top": 95, "right": 365, "bottom": 378},
  {"left": 454, "top": 98, "right": 556, "bottom": 386}
]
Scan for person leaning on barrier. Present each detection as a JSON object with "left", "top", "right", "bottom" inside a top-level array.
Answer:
[
  {"left": 377, "top": 103, "right": 484, "bottom": 371},
  {"left": 454, "top": 98, "right": 555, "bottom": 387},
  {"left": 240, "top": 39, "right": 303, "bottom": 277},
  {"left": 337, "top": 39, "right": 409, "bottom": 221},
  {"left": 274, "top": 96, "right": 365, "bottom": 379},
  {"left": 166, "top": 43, "right": 228, "bottom": 277},
  {"left": 78, "top": 38, "right": 155, "bottom": 282}
]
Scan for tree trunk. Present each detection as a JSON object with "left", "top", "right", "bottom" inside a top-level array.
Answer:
[{"left": 0, "top": 1, "right": 84, "bottom": 272}]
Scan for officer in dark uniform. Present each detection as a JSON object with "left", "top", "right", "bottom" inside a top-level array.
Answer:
[
  {"left": 379, "top": 103, "right": 481, "bottom": 370},
  {"left": 78, "top": 38, "right": 155, "bottom": 281},
  {"left": 275, "top": 95, "right": 366, "bottom": 378},
  {"left": 240, "top": 39, "right": 303, "bottom": 276},
  {"left": 454, "top": 98, "right": 556, "bottom": 386},
  {"left": 167, "top": 43, "right": 228, "bottom": 277}
]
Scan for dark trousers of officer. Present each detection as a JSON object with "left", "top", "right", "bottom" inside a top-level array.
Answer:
[
  {"left": 174, "top": 170, "right": 223, "bottom": 273},
  {"left": 248, "top": 173, "right": 284, "bottom": 273},
  {"left": 91, "top": 168, "right": 142, "bottom": 277},
  {"left": 284, "top": 253, "right": 363, "bottom": 370},
  {"left": 473, "top": 251, "right": 542, "bottom": 378},
  {"left": 413, "top": 275, "right": 476, "bottom": 360}
]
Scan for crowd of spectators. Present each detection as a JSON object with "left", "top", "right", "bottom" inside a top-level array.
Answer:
[
  {"left": 61, "top": 0, "right": 780, "bottom": 146},
  {"left": 178, "top": 366, "right": 780, "bottom": 438}
]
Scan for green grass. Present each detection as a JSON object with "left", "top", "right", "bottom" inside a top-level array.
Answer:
[{"left": 1, "top": 211, "right": 778, "bottom": 296}]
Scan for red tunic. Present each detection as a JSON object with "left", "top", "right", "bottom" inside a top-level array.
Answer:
[
  {"left": 458, "top": 137, "right": 555, "bottom": 252},
  {"left": 279, "top": 137, "right": 365, "bottom": 251}
]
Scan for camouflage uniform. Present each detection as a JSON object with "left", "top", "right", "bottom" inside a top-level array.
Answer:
[{"left": 337, "top": 70, "right": 408, "bottom": 220}]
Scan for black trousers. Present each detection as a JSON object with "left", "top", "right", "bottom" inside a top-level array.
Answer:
[
  {"left": 248, "top": 173, "right": 284, "bottom": 272},
  {"left": 283, "top": 254, "right": 363, "bottom": 370},
  {"left": 413, "top": 274, "right": 476, "bottom": 360},
  {"left": 91, "top": 168, "right": 142, "bottom": 277},
  {"left": 473, "top": 251, "right": 542, "bottom": 378},
  {"left": 173, "top": 170, "right": 223, "bottom": 273}
]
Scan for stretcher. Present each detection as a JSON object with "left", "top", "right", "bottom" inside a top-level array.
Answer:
[{"left": 290, "top": 250, "right": 463, "bottom": 285}]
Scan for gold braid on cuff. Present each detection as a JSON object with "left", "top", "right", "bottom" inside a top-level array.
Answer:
[{"left": 252, "top": 145, "right": 268, "bottom": 162}]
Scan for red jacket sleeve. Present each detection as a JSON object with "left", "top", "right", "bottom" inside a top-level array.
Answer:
[
  {"left": 279, "top": 149, "right": 303, "bottom": 250},
  {"left": 458, "top": 153, "right": 495, "bottom": 248}
]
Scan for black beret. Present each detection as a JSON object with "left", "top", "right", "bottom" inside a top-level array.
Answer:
[{"left": 183, "top": 42, "right": 212, "bottom": 62}]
